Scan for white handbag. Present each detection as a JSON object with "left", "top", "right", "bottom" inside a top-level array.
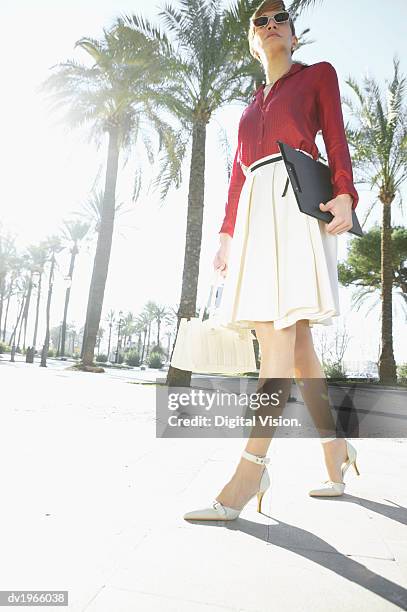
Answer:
[{"left": 170, "top": 269, "right": 257, "bottom": 375}]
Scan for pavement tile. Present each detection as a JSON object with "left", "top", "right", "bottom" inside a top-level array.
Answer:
[
  {"left": 85, "top": 585, "right": 237, "bottom": 611},
  {"left": 384, "top": 539, "right": 407, "bottom": 586}
]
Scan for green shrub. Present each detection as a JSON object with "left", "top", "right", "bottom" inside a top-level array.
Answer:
[
  {"left": 150, "top": 344, "right": 165, "bottom": 356},
  {"left": 148, "top": 351, "right": 163, "bottom": 369},
  {"left": 0, "top": 342, "right": 11, "bottom": 354},
  {"left": 47, "top": 349, "right": 55, "bottom": 357},
  {"left": 397, "top": 363, "right": 407, "bottom": 383},
  {"left": 324, "top": 362, "right": 347, "bottom": 379},
  {"left": 125, "top": 349, "right": 141, "bottom": 367},
  {"left": 96, "top": 353, "right": 108, "bottom": 363}
]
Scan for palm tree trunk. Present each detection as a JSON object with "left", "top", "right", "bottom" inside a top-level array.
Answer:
[
  {"left": 82, "top": 126, "right": 120, "bottom": 366},
  {"left": 60, "top": 246, "right": 78, "bottom": 356},
  {"left": 57, "top": 324, "right": 62, "bottom": 355},
  {"left": 156, "top": 319, "right": 161, "bottom": 346},
  {"left": 80, "top": 319, "right": 88, "bottom": 360},
  {"left": 16, "top": 301, "right": 25, "bottom": 349},
  {"left": 107, "top": 324, "right": 112, "bottom": 360},
  {"left": 17, "top": 286, "right": 30, "bottom": 350},
  {"left": 22, "top": 274, "right": 33, "bottom": 350},
  {"left": 32, "top": 273, "right": 42, "bottom": 350},
  {"left": 9, "top": 293, "right": 26, "bottom": 348},
  {"left": 141, "top": 328, "right": 147, "bottom": 363},
  {"left": 2, "top": 282, "right": 13, "bottom": 342},
  {"left": 0, "top": 278, "right": 5, "bottom": 334},
  {"left": 40, "top": 255, "right": 56, "bottom": 367},
  {"left": 379, "top": 201, "right": 397, "bottom": 383},
  {"left": 167, "top": 118, "right": 207, "bottom": 387},
  {"left": 146, "top": 323, "right": 151, "bottom": 360}
]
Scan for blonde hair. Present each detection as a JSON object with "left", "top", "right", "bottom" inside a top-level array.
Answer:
[{"left": 248, "top": 0, "right": 297, "bottom": 63}]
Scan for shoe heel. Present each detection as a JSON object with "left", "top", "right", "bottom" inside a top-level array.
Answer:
[
  {"left": 256, "top": 468, "right": 270, "bottom": 514},
  {"left": 257, "top": 490, "right": 265, "bottom": 513},
  {"left": 342, "top": 441, "right": 360, "bottom": 480}
]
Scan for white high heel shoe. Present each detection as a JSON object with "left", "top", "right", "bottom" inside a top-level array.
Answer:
[
  {"left": 183, "top": 450, "right": 271, "bottom": 521},
  {"left": 308, "top": 439, "right": 360, "bottom": 497}
]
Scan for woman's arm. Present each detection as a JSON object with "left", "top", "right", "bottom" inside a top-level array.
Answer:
[
  {"left": 316, "top": 62, "right": 359, "bottom": 210},
  {"left": 218, "top": 143, "right": 246, "bottom": 238}
]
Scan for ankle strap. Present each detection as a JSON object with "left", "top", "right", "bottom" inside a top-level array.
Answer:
[{"left": 241, "top": 450, "right": 270, "bottom": 465}]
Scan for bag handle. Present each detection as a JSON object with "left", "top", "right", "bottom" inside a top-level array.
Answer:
[{"left": 198, "top": 268, "right": 223, "bottom": 321}]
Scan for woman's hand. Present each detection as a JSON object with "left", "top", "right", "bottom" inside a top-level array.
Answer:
[
  {"left": 214, "top": 233, "right": 232, "bottom": 278},
  {"left": 319, "top": 194, "right": 354, "bottom": 235}
]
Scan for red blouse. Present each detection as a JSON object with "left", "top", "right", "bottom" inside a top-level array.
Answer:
[{"left": 219, "top": 61, "right": 359, "bottom": 238}]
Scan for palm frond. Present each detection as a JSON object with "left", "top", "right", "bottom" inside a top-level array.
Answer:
[
  {"left": 132, "top": 166, "right": 143, "bottom": 204},
  {"left": 151, "top": 129, "right": 189, "bottom": 201},
  {"left": 287, "top": 0, "right": 324, "bottom": 14}
]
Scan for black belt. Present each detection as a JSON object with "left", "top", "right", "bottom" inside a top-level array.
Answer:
[
  {"left": 250, "top": 155, "right": 283, "bottom": 172},
  {"left": 249, "top": 155, "right": 290, "bottom": 197}
]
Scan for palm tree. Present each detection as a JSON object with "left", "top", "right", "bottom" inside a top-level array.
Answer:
[
  {"left": 60, "top": 322, "right": 78, "bottom": 356},
  {"left": 151, "top": 303, "right": 174, "bottom": 347},
  {"left": 141, "top": 301, "right": 158, "bottom": 361},
  {"left": 30, "top": 243, "right": 49, "bottom": 352},
  {"left": 75, "top": 189, "right": 133, "bottom": 362},
  {"left": 132, "top": 316, "right": 146, "bottom": 361},
  {"left": 21, "top": 244, "right": 53, "bottom": 352},
  {"left": 342, "top": 57, "right": 407, "bottom": 382},
  {"left": 96, "top": 326, "right": 104, "bottom": 355},
  {"left": 105, "top": 308, "right": 115, "bottom": 360},
  {"left": 338, "top": 226, "right": 407, "bottom": 319},
  {"left": 135, "top": 311, "right": 150, "bottom": 364},
  {"left": 120, "top": 311, "right": 135, "bottom": 352},
  {"left": 8, "top": 275, "right": 28, "bottom": 354},
  {"left": 59, "top": 219, "right": 90, "bottom": 357},
  {"left": 17, "top": 260, "right": 34, "bottom": 351},
  {"left": 0, "top": 231, "right": 18, "bottom": 343},
  {"left": 42, "top": 23, "right": 181, "bottom": 368},
  {"left": 40, "top": 237, "right": 64, "bottom": 367}
]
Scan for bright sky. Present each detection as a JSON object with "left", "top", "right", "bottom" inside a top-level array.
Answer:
[{"left": 1, "top": 0, "right": 406, "bottom": 363}]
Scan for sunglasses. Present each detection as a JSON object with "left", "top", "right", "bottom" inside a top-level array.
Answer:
[{"left": 251, "top": 11, "right": 290, "bottom": 29}]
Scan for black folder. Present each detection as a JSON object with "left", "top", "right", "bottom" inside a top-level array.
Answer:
[{"left": 277, "top": 141, "right": 363, "bottom": 237}]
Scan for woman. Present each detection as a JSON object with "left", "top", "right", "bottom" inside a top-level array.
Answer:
[{"left": 184, "top": 0, "right": 360, "bottom": 521}]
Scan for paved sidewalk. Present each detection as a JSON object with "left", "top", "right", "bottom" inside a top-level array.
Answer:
[{"left": 0, "top": 360, "right": 406, "bottom": 611}]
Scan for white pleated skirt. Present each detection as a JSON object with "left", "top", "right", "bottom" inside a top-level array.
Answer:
[{"left": 217, "top": 150, "right": 340, "bottom": 331}]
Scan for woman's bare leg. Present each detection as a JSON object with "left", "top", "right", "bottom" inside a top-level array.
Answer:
[
  {"left": 214, "top": 321, "right": 296, "bottom": 510},
  {"left": 294, "top": 319, "right": 347, "bottom": 482}
]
